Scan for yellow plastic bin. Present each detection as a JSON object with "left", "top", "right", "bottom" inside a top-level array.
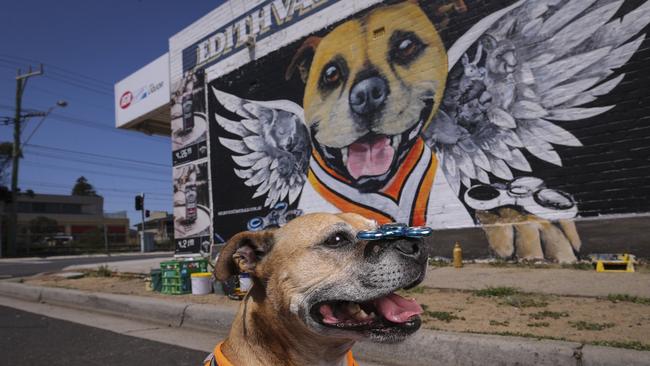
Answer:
[{"left": 190, "top": 273, "right": 213, "bottom": 295}]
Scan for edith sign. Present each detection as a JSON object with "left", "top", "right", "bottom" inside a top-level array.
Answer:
[{"left": 183, "top": 0, "right": 339, "bottom": 71}]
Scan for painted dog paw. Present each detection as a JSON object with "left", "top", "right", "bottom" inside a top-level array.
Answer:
[
  {"left": 475, "top": 207, "right": 580, "bottom": 263},
  {"left": 464, "top": 177, "right": 581, "bottom": 263}
]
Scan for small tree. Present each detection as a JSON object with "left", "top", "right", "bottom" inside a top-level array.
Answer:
[{"left": 71, "top": 176, "right": 97, "bottom": 196}]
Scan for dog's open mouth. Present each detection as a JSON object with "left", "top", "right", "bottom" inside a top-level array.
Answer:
[
  {"left": 316, "top": 97, "right": 434, "bottom": 188},
  {"left": 311, "top": 292, "right": 422, "bottom": 331},
  {"left": 343, "top": 134, "right": 399, "bottom": 180}
]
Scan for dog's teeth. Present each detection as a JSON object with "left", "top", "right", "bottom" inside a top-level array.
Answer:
[
  {"left": 391, "top": 135, "right": 401, "bottom": 150},
  {"left": 357, "top": 309, "right": 369, "bottom": 319},
  {"left": 345, "top": 302, "right": 361, "bottom": 315},
  {"left": 341, "top": 147, "right": 348, "bottom": 165}
]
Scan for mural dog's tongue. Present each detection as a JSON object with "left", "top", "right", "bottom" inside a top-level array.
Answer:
[
  {"left": 347, "top": 135, "right": 394, "bottom": 180},
  {"left": 375, "top": 293, "right": 423, "bottom": 324}
]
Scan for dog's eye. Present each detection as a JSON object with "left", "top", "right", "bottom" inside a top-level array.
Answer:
[
  {"left": 323, "top": 64, "right": 340, "bottom": 85},
  {"left": 389, "top": 31, "right": 425, "bottom": 66},
  {"left": 323, "top": 232, "right": 350, "bottom": 248}
]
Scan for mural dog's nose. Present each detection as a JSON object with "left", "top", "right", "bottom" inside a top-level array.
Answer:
[{"left": 349, "top": 76, "right": 388, "bottom": 115}]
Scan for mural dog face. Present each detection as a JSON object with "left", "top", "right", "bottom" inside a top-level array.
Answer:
[
  {"left": 288, "top": 1, "right": 447, "bottom": 191},
  {"left": 215, "top": 213, "right": 428, "bottom": 344}
]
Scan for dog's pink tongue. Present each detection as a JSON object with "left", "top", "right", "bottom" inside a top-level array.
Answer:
[
  {"left": 347, "top": 135, "right": 394, "bottom": 180},
  {"left": 319, "top": 304, "right": 340, "bottom": 325},
  {"left": 375, "top": 293, "right": 423, "bottom": 324}
]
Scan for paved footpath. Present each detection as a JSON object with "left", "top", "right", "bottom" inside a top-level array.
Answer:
[
  {"left": 0, "top": 252, "right": 173, "bottom": 278},
  {"left": 423, "top": 266, "right": 650, "bottom": 297},
  {"left": 0, "top": 305, "right": 206, "bottom": 366}
]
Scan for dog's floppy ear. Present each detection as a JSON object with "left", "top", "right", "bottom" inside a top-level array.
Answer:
[
  {"left": 214, "top": 230, "right": 275, "bottom": 281},
  {"left": 285, "top": 36, "right": 321, "bottom": 83}
]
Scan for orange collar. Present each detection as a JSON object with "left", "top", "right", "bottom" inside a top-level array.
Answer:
[{"left": 205, "top": 342, "right": 358, "bottom": 366}]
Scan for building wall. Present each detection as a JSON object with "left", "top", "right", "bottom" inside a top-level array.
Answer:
[
  {"left": 12, "top": 194, "right": 129, "bottom": 245},
  {"left": 169, "top": 0, "right": 650, "bottom": 260}
]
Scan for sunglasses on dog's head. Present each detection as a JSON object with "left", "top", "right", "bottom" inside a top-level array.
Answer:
[{"left": 357, "top": 223, "right": 432, "bottom": 240}]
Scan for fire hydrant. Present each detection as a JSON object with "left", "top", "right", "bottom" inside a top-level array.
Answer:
[{"left": 453, "top": 242, "right": 463, "bottom": 268}]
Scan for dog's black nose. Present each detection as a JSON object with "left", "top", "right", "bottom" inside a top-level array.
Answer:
[
  {"left": 349, "top": 77, "right": 388, "bottom": 115},
  {"left": 395, "top": 239, "right": 420, "bottom": 257}
]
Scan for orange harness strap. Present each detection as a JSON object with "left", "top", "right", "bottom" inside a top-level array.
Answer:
[{"left": 204, "top": 342, "right": 358, "bottom": 366}]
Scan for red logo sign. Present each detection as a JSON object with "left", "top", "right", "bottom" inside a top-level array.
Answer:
[{"left": 120, "top": 91, "right": 133, "bottom": 109}]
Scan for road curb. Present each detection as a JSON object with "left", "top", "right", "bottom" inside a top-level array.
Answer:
[{"left": 1, "top": 281, "right": 648, "bottom": 366}]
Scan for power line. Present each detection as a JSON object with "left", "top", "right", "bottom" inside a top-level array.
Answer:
[
  {"left": 22, "top": 180, "right": 171, "bottom": 196},
  {"left": 25, "top": 151, "right": 171, "bottom": 176},
  {"left": 22, "top": 151, "right": 171, "bottom": 179},
  {"left": 0, "top": 55, "right": 113, "bottom": 89},
  {"left": 23, "top": 184, "right": 173, "bottom": 203},
  {"left": 0, "top": 60, "right": 112, "bottom": 95},
  {"left": 0, "top": 104, "right": 172, "bottom": 145},
  {"left": 48, "top": 112, "right": 171, "bottom": 143},
  {"left": 43, "top": 75, "right": 112, "bottom": 96},
  {"left": 23, "top": 161, "right": 171, "bottom": 183},
  {"left": 26, "top": 143, "right": 171, "bottom": 168}
]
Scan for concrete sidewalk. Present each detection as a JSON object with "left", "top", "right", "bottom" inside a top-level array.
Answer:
[
  {"left": 0, "top": 280, "right": 648, "bottom": 366},
  {"left": 64, "top": 257, "right": 650, "bottom": 298},
  {"left": 0, "top": 251, "right": 174, "bottom": 262},
  {"left": 423, "top": 266, "right": 650, "bottom": 297},
  {"left": 64, "top": 257, "right": 173, "bottom": 274}
]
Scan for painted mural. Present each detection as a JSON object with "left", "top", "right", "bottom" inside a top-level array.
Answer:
[{"left": 203, "top": 0, "right": 650, "bottom": 262}]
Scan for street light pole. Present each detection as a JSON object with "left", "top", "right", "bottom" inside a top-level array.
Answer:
[{"left": 7, "top": 65, "right": 43, "bottom": 257}]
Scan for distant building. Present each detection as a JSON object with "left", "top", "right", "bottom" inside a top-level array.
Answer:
[
  {"left": 1, "top": 193, "right": 129, "bottom": 249},
  {"left": 133, "top": 211, "right": 173, "bottom": 242}
]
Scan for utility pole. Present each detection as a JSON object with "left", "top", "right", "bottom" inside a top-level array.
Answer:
[{"left": 7, "top": 65, "right": 43, "bottom": 257}]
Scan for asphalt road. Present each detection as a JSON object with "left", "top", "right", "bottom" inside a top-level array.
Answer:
[
  {"left": 0, "top": 305, "right": 207, "bottom": 365},
  {"left": 0, "top": 253, "right": 171, "bottom": 278}
]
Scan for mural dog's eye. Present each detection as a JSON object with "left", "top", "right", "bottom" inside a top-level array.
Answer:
[
  {"left": 399, "top": 39, "right": 416, "bottom": 57},
  {"left": 389, "top": 31, "right": 426, "bottom": 66},
  {"left": 318, "top": 56, "right": 348, "bottom": 91},
  {"left": 323, "top": 231, "right": 351, "bottom": 248},
  {"left": 323, "top": 64, "right": 341, "bottom": 85}
]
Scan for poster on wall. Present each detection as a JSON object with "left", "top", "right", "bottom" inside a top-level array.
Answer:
[
  {"left": 170, "top": 66, "right": 210, "bottom": 253},
  {"left": 200, "top": 0, "right": 650, "bottom": 261},
  {"left": 173, "top": 160, "right": 211, "bottom": 253},
  {"left": 171, "top": 69, "right": 208, "bottom": 166}
]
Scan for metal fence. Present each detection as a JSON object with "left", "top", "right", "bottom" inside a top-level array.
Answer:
[{"left": 13, "top": 231, "right": 173, "bottom": 256}]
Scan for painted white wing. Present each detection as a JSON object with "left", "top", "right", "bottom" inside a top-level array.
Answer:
[
  {"left": 212, "top": 88, "right": 311, "bottom": 207},
  {"left": 423, "top": 0, "right": 650, "bottom": 194}
]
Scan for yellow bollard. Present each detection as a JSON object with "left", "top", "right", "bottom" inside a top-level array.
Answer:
[{"left": 453, "top": 242, "right": 463, "bottom": 268}]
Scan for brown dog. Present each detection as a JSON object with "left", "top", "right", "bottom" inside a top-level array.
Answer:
[{"left": 209, "top": 212, "right": 428, "bottom": 366}]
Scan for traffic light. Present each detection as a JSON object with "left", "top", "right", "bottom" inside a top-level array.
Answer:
[
  {"left": 135, "top": 195, "right": 143, "bottom": 211},
  {"left": 145, "top": 210, "right": 150, "bottom": 218}
]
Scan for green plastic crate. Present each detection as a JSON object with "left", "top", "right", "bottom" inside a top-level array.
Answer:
[{"left": 159, "top": 258, "right": 209, "bottom": 295}]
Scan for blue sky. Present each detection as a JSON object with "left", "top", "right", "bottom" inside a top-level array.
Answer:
[{"left": 0, "top": 0, "right": 224, "bottom": 226}]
